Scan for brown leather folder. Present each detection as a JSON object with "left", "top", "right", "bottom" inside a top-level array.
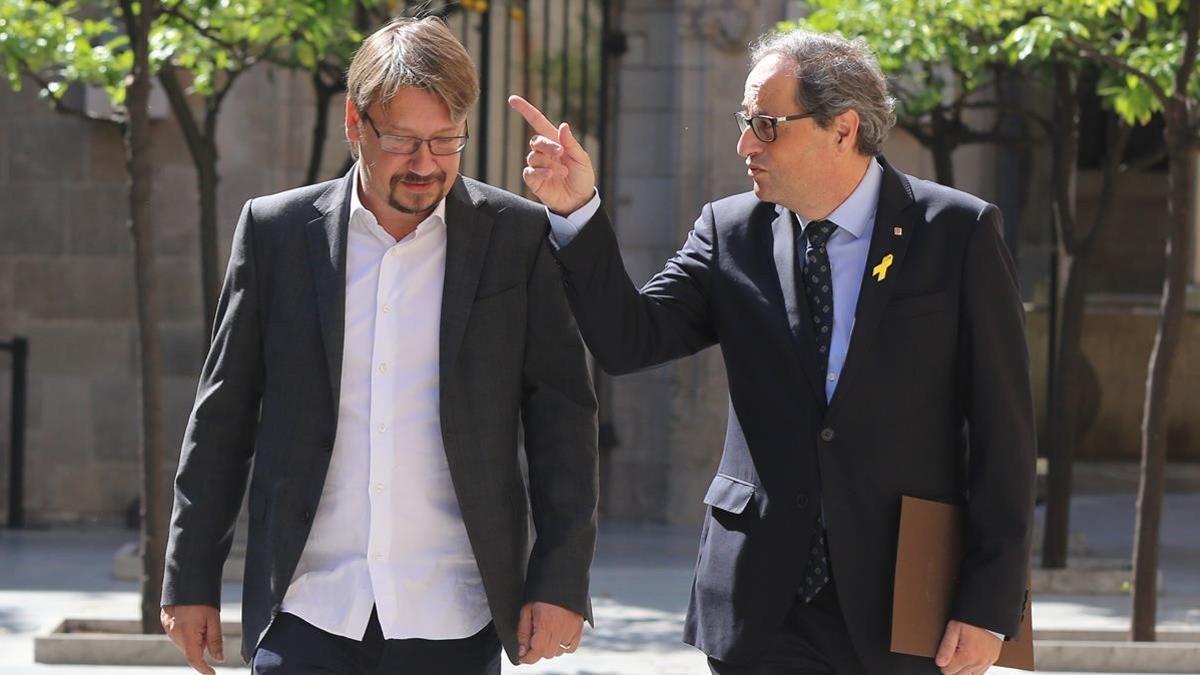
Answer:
[{"left": 890, "top": 495, "right": 1035, "bottom": 670}]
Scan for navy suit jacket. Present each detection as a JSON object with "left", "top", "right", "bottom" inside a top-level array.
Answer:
[{"left": 552, "top": 157, "right": 1035, "bottom": 673}]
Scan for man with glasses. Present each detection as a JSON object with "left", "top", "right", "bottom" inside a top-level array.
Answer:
[
  {"left": 160, "top": 17, "right": 598, "bottom": 675},
  {"left": 512, "top": 27, "right": 1034, "bottom": 675}
]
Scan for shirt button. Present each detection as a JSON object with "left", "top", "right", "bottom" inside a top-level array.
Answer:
[
  {"left": 378, "top": 362, "right": 388, "bottom": 374},
  {"left": 377, "top": 423, "right": 386, "bottom": 433},
  {"left": 371, "top": 553, "right": 384, "bottom": 561},
  {"left": 827, "top": 372, "right": 837, "bottom": 382},
  {"left": 374, "top": 483, "right": 385, "bottom": 494},
  {"left": 820, "top": 428, "right": 835, "bottom": 442},
  {"left": 381, "top": 304, "right": 391, "bottom": 314},
  {"left": 389, "top": 248, "right": 399, "bottom": 257}
]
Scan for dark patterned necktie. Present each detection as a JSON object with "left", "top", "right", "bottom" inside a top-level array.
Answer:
[{"left": 798, "top": 218, "right": 836, "bottom": 603}]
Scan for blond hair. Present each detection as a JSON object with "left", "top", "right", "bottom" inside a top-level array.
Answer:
[{"left": 346, "top": 17, "right": 479, "bottom": 156}]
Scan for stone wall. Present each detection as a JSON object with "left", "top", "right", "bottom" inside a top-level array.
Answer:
[{"left": 0, "top": 67, "right": 347, "bottom": 525}]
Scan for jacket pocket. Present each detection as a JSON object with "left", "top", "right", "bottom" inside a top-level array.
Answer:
[
  {"left": 883, "top": 290, "right": 950, "bottom": 319},
  {"left": 702, "top": 473, "right": 756, "bottom": 515}
]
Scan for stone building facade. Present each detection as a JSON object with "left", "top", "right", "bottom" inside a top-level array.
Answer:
[{"left": 0, "top": 0, "right": 1197, "bottom": 526}]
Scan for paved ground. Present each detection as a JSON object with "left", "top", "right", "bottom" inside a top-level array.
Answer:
[{"left": 1, "top": 493, "right": 1198, "bottom": 674}]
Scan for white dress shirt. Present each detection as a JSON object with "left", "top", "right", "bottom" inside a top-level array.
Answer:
[{"left": 280, "top": 170, "right": 491, "bottom": 641}]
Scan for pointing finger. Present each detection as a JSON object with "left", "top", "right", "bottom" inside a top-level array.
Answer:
[{"left": 508, "top": 95, "right": 559, "bottom": 138}]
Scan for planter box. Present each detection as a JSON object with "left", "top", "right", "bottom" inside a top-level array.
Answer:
[{"left": 35, "top": 618, "right": 245, "bottom": 668}]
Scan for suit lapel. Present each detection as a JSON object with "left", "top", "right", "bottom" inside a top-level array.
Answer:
[
  {"left": 305, "top": 170, "right": 354, "bottom": 408},
  {"left": 439, "top": 177, "right": 494, "bottom": 380},
  {"left": 827, "top": 157, "right": 920, "bottom": 415},
  {"left": 768, "top": 205, "right": 826, "bottom": 405}
]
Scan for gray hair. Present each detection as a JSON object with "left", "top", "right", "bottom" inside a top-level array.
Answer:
[{"left": 750, "top": 29, "right": 896, "bottom": 156}]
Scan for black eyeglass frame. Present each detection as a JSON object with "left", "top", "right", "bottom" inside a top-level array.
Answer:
[
  {"left": 734, "top": 110, "right": 817, "bottom": 143},
  {"left": 361, "top": 111, "right": 470, "bottom": 156}
]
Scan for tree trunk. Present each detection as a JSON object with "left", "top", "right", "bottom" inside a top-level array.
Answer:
[
  {"left": 928, "top": 111, "right": 957, "bottom": 188},
  {"left": 122, "top": 0, "right": 168, "bottom": 635},
  {"left": 197, "top": 133, "right": 220, "bottom": 337},
  {"left": 1131, "top": 98, "right": 1192, "bottom": 643},
  {"left": 305, "top": 73, "right": 339, "bottom": 186},
  {"left": 157, "top": 66, "right": 222, "bottom": 339},
  {"left": 1041, "top": 65, "right": 1080, "bottom": 569}
]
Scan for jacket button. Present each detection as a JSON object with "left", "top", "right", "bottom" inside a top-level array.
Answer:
[
  {"left": 301, "top": 509, "right": 313, "bottom": 523},
  {"left": 820, "top": 427, "right": 835, "bottom": 442},
  {"left": 796, "top": 493, "right": 809, "bottom": 509}
]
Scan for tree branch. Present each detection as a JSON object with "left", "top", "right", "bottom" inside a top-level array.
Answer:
[
  {"left": 158, "top": 63, "right": 209, "bottom": 166},
  {"left": 158, "top": 4, "right": 246, "bottom": 56},
  {"left": 1062, "top": 35, "right": 1169, "bottom": 105},
  {"left": 1178, "top": 0, "right": 1200, "bottom": 97},
  {"left": 1080, "top": 120, "right": 1132, "bottom": 252},
  {"left": 11, "top": 56, "right": 120, "bottom": 126}
]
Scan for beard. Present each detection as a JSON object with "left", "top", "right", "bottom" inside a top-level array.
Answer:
[{"left": 387, "top": 169, "right": 448, "bottom": 215}]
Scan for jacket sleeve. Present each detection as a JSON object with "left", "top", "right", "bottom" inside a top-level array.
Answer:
[
  {"left": 161, "top": 199, "right": 264, "bottom": 608},
  {"left": 949, "top": 204, "right": 1037, "bottom": 638},
  {"left": 520, "top": 229, "right": 600, "bottom": 623},
  {"left": 550, "top": 205, "right": 719, "bottom": 375}
]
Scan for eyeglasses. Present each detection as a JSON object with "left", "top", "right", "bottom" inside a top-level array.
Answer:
[
  {"left": 361, "top": 112, "right": 469, "bottom": 156},
  {"left": 735, "top": 111, "right": 816, "bottom": 143}
]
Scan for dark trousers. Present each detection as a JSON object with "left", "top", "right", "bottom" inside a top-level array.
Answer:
[
  {"left": 707, "top": 581, "right": 869, "bottom": 675},
  {"left": 252, "top": 608, "right": 502, "bottom": 675}
]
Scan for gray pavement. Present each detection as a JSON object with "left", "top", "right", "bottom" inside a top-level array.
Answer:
[{"left": 1, "top": 493, "right": 1198, "bottom": 674}]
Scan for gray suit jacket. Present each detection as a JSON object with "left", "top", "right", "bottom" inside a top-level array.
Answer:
[{"left": 161, "top": 170, "right": 599, "bottom": 664}]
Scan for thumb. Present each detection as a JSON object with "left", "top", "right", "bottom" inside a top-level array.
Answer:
[
  {"left": 935, "top": 621, "right": 960, "bottom": 667},
  {"left": 206, "top": 612, "right": 225, "bottom": 662},
  {"left": 559, "top": 122, "right": 586, "bottom": 161},
  {"left": 517, "top": 604, "right": 533, "bottom": 658}
]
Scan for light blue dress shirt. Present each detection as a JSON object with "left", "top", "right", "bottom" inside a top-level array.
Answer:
[{"left": 795, "top": 158, "right": 882, "bottom": 402}]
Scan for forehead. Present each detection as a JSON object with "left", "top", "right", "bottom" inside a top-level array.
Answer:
[
  {"left": 743, "top": 53, "right": 798, "bottom": 111},
  {"left": 371, "top": 87, "right": 460, "bottom": 132}
]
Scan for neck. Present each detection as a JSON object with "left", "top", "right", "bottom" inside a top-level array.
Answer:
[{"left": 792, "top": 154, "right": 872, "bottom": 222}]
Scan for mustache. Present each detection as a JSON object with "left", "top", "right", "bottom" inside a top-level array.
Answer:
[{"left": 392, "top": 170, "right": 445, "bottom": 186}]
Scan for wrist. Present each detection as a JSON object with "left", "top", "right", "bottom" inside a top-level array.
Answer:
[{"left": 549, "top": 194, "right": 593, "bottom": 218}]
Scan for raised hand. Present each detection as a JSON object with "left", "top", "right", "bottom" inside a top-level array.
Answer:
[{"left": 508, "top": 95, "right": 597, "bottom": 215}]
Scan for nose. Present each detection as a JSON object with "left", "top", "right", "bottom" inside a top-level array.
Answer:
[
  {"left": 407, "top": 143, "right": 438, "bottom": 174},
  {"left": 737, "top": 124, "right": 762, "bottom": 159}
]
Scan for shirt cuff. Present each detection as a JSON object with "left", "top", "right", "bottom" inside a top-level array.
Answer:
[
  {"left": 987, "top": 629, "right": 1005, "bottom": 641},
  {"left": 545, "top": 190, "right": 601, "bottom": 249}
]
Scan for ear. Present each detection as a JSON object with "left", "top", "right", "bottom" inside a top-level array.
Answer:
[
  {"left": 345, "top": 99, "right": 363, "bottom": 144},
  {"left": 833, "top": 109, "right": 860, "bottom": 152}
]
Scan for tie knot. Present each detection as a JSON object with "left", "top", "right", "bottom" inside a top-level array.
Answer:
[{"left": 805, "top": 220, "right": 836, "bottom": 248}]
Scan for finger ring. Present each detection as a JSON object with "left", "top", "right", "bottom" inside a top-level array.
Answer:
[{"left": 558, "top": 642, "right": 572, "bottom": 650}]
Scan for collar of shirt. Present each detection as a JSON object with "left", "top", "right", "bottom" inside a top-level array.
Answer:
[
  {"left": 350, "top": 163, "right": 448, "bottom": 245},
  {"left": 796, "top": 157, "right": 884, "bottom": 240}
]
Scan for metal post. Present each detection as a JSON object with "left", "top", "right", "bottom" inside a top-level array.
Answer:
[
  {"left": 4, "top": 337, "right": 28, "bottom": 529},
  {"left": 477, "top": 4, "right": 491, "bottom": 182},
  {"left": 561, "top": 0, "right": 571, "bottom": 122}
]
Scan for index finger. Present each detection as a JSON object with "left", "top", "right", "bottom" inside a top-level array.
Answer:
[{"left": 508, "top": 95, "right": 559, "bottom": 138}]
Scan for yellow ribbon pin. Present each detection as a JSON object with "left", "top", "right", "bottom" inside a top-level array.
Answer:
[{"left": 873, "top": 254, "right": 894, "bottom": 282}]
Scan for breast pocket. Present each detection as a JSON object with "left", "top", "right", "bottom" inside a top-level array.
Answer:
[
  {"left": 703, "top": 473, "right": 756, "bottom": 515},
  {"left": 882, "top": 290, "right": 951, "bottom": 320}
]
